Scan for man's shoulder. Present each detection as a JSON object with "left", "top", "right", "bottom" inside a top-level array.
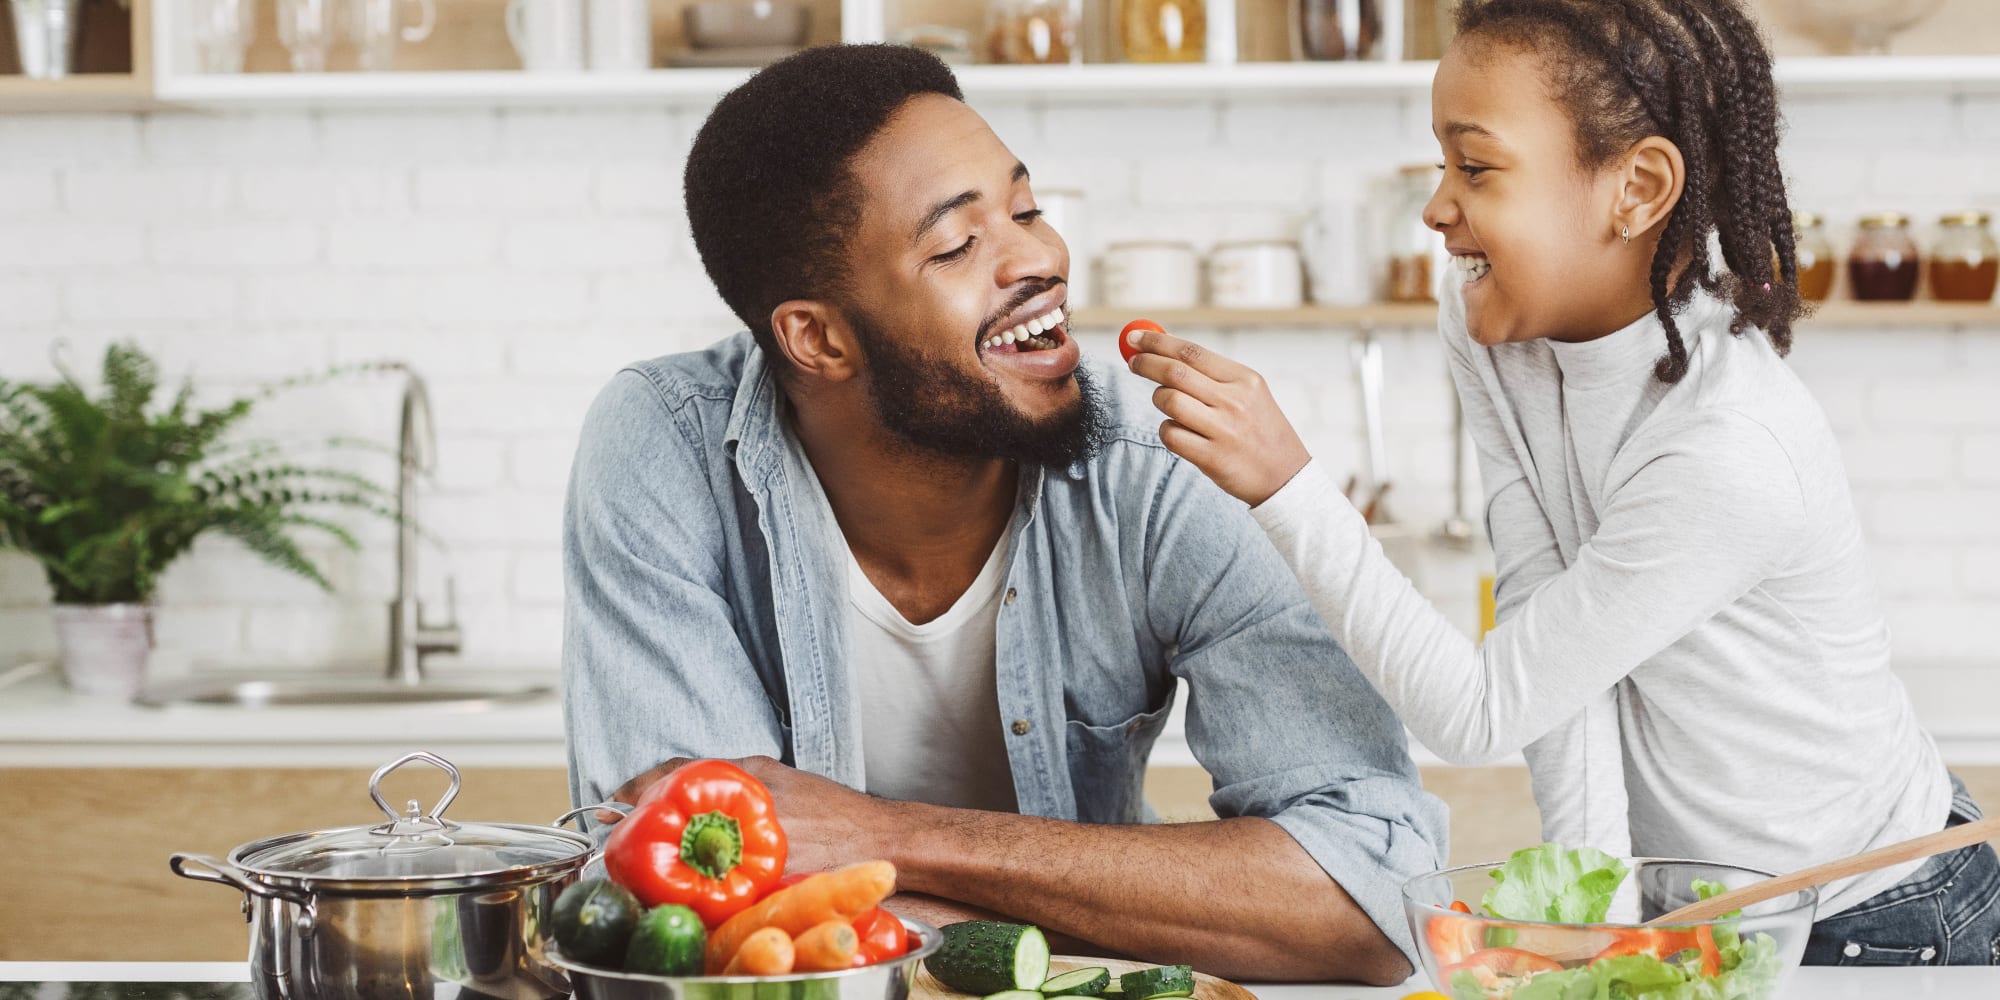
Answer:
[{"left": 606, "top": 332, "right": 757, "bottom": 415}]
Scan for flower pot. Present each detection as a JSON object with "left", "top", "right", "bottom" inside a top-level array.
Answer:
[
  {"left": 52, "top": 603, "right": 153, "bottom": 698},
  {"left": 7, "top": 0, "right": 81, "bottom": 79}
]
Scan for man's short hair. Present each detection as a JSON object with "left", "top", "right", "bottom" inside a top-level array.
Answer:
[{"left": 684, "top": 44, "right": 965, "bottom": 361}]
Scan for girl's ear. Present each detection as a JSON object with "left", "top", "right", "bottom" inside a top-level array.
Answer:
[
  {"left": 770, "top": 301, "right": 863, "bottom": 383},
  {"left": 1616, "top": 136, "right": 1687, "bottom": 243}
]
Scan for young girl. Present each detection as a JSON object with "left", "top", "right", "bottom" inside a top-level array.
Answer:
[{"left": 1127, "top": 0, "right": 2000, "bottom": 966}]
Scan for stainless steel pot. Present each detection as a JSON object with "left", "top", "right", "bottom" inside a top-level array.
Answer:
[
  {"left": 551, "top": 919, "right": 942, "bottom": 1000},
  {"left": 171, "top": 750, "right": 631, "bottom": 1000}
]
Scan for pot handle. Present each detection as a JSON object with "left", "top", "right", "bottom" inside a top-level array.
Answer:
[
  {"left": 368, "top": 750, "right": 462, "bottom": 827},
  {"left": 551, "top": 800, "right": 632, "bottom": 829},
  {"left": 170, "top": 852, "right": 314, "bottom": 908}
]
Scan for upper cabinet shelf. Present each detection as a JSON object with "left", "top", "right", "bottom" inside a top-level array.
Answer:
[
  {"left": 134, "top": 55, "right": 2000, "bottom": 111},
  {"left": 3, "top": 0, "right": 1999, "bottom": 113}
]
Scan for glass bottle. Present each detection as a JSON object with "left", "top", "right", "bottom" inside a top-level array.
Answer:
[
  {"left": 983, "top": 0, "right": 1079, "bottom": 65},
  {"left": 1930, "top": 211, "right": 1999, "bottom": 303},
  {"left": 1292, "top": 0, "right": 1382, "bottom": 61},
  {"left": 1847, "top": 212, "right": 1920, "bottom": 302},
  {"left": 1120, "top": 0, "right": 1206, "bottom": 63},
  {"left": 1792, "top": 211, "right": 1835, "bottom": 302},
  {"left": 1384, "top": 163, "right": 1442, "bottom": 303}
]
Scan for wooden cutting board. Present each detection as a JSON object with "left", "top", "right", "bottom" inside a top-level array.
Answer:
[{"left": 913, "top": 956, "right": 1259, "bottom": 1000}]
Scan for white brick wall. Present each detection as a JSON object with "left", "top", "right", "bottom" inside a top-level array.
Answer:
[{"left": 0, "top": 91, "right": 1995, "bottom": 732}]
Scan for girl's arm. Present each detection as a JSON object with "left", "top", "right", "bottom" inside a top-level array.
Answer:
[{"left": 1125, "top": 324, "right": 1807, "bottom": 765}]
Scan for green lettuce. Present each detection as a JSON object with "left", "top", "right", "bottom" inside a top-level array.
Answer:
[{"left": 1481, "top": 843, "right": 1632, "bottom": 924}]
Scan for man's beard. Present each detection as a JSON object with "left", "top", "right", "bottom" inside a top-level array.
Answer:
[{"left": 849, "top": 309, "right": 1106, "bottom": 470}]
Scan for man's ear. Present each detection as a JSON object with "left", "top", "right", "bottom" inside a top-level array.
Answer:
[
  {"left": 1617, "top": 135, "right": 1686, "bottom": 242},
  {"left": 770, "top": 300, "right": 862, "bottom": 383}
]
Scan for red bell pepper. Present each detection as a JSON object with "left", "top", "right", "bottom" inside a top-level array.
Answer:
[{"left": 604, "top": 759, "right": 789, "bottom": 928}]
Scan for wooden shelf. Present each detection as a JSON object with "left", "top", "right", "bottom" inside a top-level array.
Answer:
[
  {"left": 1069, "top": 301, "right": 2000, "bottom": 331},
  {"left": 0, "top": 73, "right": 152, "bottom": 111},
  {"left": 134, "top": 53, "right": 2000, "bottom": 111}
]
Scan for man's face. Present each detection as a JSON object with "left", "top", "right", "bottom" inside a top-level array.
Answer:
[{"left": 836, "top": 94, "right": 1101, "bottom": 468}]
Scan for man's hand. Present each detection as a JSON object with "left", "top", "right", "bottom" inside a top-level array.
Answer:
[
  {"left": 1124, "top": 325, "right": 1312, "bottom": 508},
  {"left": 606, "top": 756, "right": 898, "bottom": 874}
]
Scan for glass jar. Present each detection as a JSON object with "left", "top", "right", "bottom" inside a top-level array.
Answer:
[
  {"left": 1847, "top": 212, "right": 1920, "bottom": 302},
  {"left": 1792, "top": 211, "right": 1835, "bottom": 302},
  {"left": 1120, "top": 0, "right": 1206, "bottom": 63},
  {"left": 984, "top": 0, "right": 1079, "bottom": 64},
  {"left": 1384, "top": 163, "right": 1442, "bottom": 303},
  {"left": 1293, "top": 0, "right": 1382, "bottom": 61},
  {"left": 1930, "top": 211, "right": 1999, "bottom": 303}
]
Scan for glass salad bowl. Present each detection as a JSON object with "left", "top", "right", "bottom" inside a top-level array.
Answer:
[{"left": 1403, "top": 858, "right": 1817, "bottom": 1000}]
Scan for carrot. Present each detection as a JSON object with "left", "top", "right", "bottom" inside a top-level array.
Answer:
[
  {"left": 706, "top": 861, "right": 897, "bottom": 973},
  {"left": 722, "top": 927, "right": 796, "bottom": 977},
  {"left": 792, "top": 919, "right": 861, "bottom": 972}
]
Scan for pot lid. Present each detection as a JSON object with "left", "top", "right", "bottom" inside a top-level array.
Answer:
[{"left": 232, "top": 751, "right": 592, "bottom": 885}]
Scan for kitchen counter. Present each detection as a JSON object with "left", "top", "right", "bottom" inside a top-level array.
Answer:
[
  {"left": 0, "top": 668, "right": 565, "bottom": 767},
  {"left": 3, "top": 962, "right": 1998, "bottom": 998}
]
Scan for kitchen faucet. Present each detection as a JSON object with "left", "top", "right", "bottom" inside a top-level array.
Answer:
[{"left": 389, "top": 369, "right": 462, "bottom": 684}]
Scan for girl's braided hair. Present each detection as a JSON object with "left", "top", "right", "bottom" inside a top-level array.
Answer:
[{"left": 1456, "top": 0, "right": 1802, "bottom": 383}]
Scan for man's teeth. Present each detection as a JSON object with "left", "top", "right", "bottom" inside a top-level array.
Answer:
[
  {"left": 986, "top": 305, "right": 1069, "bottom": 351},
  {"left": 1456, "top": 255, "right": 1491, "bottom": 281}
]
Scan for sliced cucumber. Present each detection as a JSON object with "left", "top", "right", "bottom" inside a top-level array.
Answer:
[
  {"left": 1119, "top": 966, "right": 1195, "bottom": 1000},
  {"left": 1041, "top": 967, "right": 1111, "bottom": 997},
  {"left": 983, "top": 992, "right": 1047, "bottom": 1000},
  {"left": 926, "top": 922, "right": 1052, "bottom": 996}
]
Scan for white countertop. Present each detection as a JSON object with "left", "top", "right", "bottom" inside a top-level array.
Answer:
[
  {"left": 3, "top": 962, "right": 1998, "bottom": 997},
  {"left": 0, "top": 666, "right": 566, "bottom": 767}
]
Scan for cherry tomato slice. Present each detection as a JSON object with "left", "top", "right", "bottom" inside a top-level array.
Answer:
[
  {"left": 1120, "top": 318, "right": 1164, "bottom": 363},
  {"left": 1444, "top": 947, "right": 1564, "bottom": 980},
  {"left": 1425, "top": 910, "right": 1485, "bottom": 968}
]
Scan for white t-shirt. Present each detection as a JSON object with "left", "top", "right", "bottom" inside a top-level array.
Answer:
[{"left": 846, "top": 529, "right": 1020, "bottom": 813}]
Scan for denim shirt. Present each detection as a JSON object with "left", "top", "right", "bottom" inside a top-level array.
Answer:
[{"left": 561, "top": 333, "right": 1448, "bottom": 957}]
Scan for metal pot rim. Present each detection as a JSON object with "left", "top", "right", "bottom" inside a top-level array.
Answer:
[{"left": 221, "top": 821, "right": 596, "bottom": 895}]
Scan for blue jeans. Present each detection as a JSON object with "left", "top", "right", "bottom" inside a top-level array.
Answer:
[{"left": 1803, "top": 773, "right": 2000, "bottom": 966}]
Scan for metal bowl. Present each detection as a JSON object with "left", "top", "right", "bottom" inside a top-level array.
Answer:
[
  {"left": 682, "top": 2, "right": 811, "bottom": 50},
  {"left": 553, "top": 918, "right": 942, "bottom": 1000}
]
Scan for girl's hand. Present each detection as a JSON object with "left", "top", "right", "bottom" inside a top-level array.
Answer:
[{"left": 1124, "top": 325, "right": 1312, "bottom": 508}]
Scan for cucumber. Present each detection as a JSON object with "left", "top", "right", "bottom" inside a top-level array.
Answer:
[
  {"left": 983, "top": 992, "right": 1047, "bottom": 1000},
  {"left": 623, "top": 904, "right": 707, "bottom": 977},
  {"left": 550, "top": 878, "right": 642, "bottom": 969},
  {"left": 1041, "top": 967, "right": 1111, "bottom": 997},
  {"left": 1119, "top": 966, "right": 1195, "bottom": 1000},
  {"left": 926, "top": 921, "right": 1051, "bottom": 995}
]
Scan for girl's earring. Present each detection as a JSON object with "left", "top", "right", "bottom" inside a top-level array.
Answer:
[{"left": 1621, "top": 224, "right": 1632, "bottom": 245}]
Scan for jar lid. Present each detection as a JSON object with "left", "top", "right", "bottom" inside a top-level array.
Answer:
[
  {"left": 1858, "top": 212, "right": 1911, "bottom": 228},
  {"left": 1940, "top": 211, "right": 1991, "bottom": 227},
  {"left": 227, "top": 752, "right": 592, "bottom": 890},
  {"left": 1793, "top": 210, "right": 1822, "bottom": 228}
]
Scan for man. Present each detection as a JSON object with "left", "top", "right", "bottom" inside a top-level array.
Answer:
[{"left": 562, "top": 44, "right": 1445, "bottom": 984}]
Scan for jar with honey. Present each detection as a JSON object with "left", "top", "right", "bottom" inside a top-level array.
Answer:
[
  {"left": 983, "top": 0, "right": 1078, "bottom": 64},
  {"left": 1119, "top": 0, "right": 1206, "bottom": 62},
  {"left": 1792, "top": 211, "right": 1835, "bottom": 302},
  {"left": 1848, "top": 213, "right": 1920, "bottom": 302},
  {"left": 1930, "top": 211, "right": 1999, "bottom": 303}
]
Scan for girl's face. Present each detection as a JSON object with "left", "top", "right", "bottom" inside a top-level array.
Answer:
[{"left": 1424, "top": 36, "right": 1660, "bottom": 346}]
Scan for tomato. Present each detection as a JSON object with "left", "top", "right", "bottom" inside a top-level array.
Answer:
[
  {"left": 1449, "top": 900, "right": 1472, "bottom": 914},
  {"left": 1592, "top": 926, "right": 1721, "bottom": 976},
  {"left": 1119, "top": 318, "right": 1164, "bottom": 363},
  {"left": 1424, "top": 909, "right": 1485, "bottom": 967},
  {"left": 850, "top": 905, "right": 908, "bottom": 966},
  {"left": 1446, "top": 948, "right": 1563, "bottom": 979}
]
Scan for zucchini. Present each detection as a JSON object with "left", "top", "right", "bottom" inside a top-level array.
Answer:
[
  {"left": 926, "top": 921, "right": 1051, "bottom": 995},
  {"left": 1042, "top": 967, "right": 1111, "bottom": 997},
  {"left": 550, "top": 878, "right": 642, "bottom": 969},
  {"left": 623, "top": 904, "right": 706, "bottom": 977},
  {"left": 1119, "top": 966, "right": 1195, "bottom": 1000}
]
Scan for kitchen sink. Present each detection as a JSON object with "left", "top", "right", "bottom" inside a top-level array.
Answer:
[{"left": 135, "top": 674, "right": 556, "bottom": 709}]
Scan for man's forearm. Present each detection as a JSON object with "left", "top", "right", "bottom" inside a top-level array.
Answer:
[{"left": 878, "top": 802, "right": 1409, "bottom": 985}]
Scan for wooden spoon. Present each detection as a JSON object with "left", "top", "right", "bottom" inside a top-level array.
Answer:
[{"left": 1648, "top": 813, "right": 2000, "bottom": 925}]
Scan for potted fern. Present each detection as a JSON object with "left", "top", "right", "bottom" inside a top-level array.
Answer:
[{"left": 0, "top": 342, "right": 393, "bottom": 698}]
